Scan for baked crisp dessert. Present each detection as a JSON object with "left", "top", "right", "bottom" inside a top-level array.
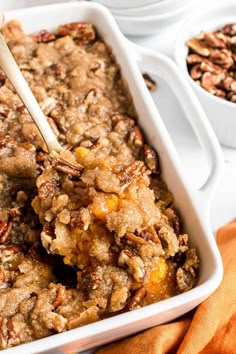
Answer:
[{"left": 0, "top": 20, "right": 199, "bottom": 349}]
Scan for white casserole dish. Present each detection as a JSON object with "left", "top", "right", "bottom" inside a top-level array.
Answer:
[
  {"left": 174, "top": 3, "right": 236, "bottom": 148},
  {"left": 2, "top": 2, "right": 224, "bottom": 353}
]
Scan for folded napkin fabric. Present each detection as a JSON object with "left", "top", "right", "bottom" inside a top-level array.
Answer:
[{"left": 97, "top": 220, "right": 236, "bottom": 354}]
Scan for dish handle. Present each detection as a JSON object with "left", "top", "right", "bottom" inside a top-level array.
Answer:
[{"left": 131, "top": 42, "right": 224, "bottom": 207}]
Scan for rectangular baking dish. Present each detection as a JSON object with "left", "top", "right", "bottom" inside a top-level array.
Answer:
[{"left": 2, "top": 2, "right": 224, "bottom": 353}]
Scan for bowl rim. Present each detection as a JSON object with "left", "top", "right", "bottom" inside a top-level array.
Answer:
[
  {"left": 174, "top": 2, "right": 236, "bottom": 109},
  {"left": 107, "top": 0, "right": 194, "bottom": 15},
  {"left": 114, "top": 0, "right": 193, "bottom": 22}
]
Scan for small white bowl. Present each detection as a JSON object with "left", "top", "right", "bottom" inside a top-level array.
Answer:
[
  {"left": 113, "top": 1, "right": 195, "bottom": 36},
  {"left": 175, "top": 3, "right": 236, "bottom": 148},
  {"left": 111, "top": 0, "right": 195, "bottom": 16}
]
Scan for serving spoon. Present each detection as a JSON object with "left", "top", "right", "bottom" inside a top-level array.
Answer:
[{"left": 0, "top": 32, "right": 62, "bottom": 153}]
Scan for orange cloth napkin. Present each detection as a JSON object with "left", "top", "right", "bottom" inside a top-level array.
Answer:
[{"left": 97, "top": 220, "right": 236, "bottom": 354}]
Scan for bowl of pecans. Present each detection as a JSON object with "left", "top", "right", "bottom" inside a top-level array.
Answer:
[{"left": 175, "top": 3, "right": 236, "bottom": 148}]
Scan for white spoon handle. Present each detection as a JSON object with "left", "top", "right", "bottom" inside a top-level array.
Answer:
[{"left": 0, "top": 32, "right": 62, "bottom": 153}]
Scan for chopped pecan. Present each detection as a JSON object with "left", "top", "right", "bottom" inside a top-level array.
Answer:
[
  {"left": 38, "top": 178, "right": 59, "bottom": 199},
  {"left": 222, "top": 23, "right": 236, "bottom": 36},
  {"left": 118, "top": 250, "right": 145, "bottom": 282},
  {"left": 50, "top": 63, "right": 66, "bottom": 79},
  {"left": 200, "top": 59, "right": 222, "bottom": 74},
  {"left": 142, "top": 73, "right": 157, "bottom": 91},
  {"left": 215, "top": 88, "right": 226, "bottom": 98},
  {"left": 53, "top": 285, "right": 66, "bottom": 308},
  {"left": 41, "top": 222, "right": 55, "bottom": 252},
  {"left": 201, "top": 72, "right": 218, "bottom": 94},
  {"left": 0, "top": 267, "right": 6, "bottom": 284},
  {"left": 124, "top": 232, "right": 147, "bottom": 245},
  {"left": 31, "top": 29, "right": 55, "bottom": 43},
  {"left": 0, "top": 135, "right": 17, "bottom": 149},
  {"left": 70, "top": 208, "right": 90, "bottom": 230},
  {"left": 143, "top": 144, "right": 159, "bottom": 174},
  {"left": 128, "top": 126, "right": 144, "bottom": 147},
  {"left": 0, "top": 109, "right": 10, "bottom": 118},
  {"left": 210, "top": 49, "right": 234, "bottom": 69},
  {"left": 0, "top": 220, "right": 13, "bottom": 244},
  {"left": 203, "top": 32, "right": 226, "bottom": 48},
  {"left": 6, "top": 319, "right": 19, "bottom": 344},
  {"left": 140, "top": 226, "right": 161, "bottom": 244},
  {"left": 128, "top": 286, "right": 146, "bottom": 310},
  {"left": 186, "top": 54, "right": 203, "bottom": 65},
  {"left": 227, "top": 91, "right": 236, "bottom": 102},
  {"left": 0, "top": 245, "right": 23, "bottom": 264},
  {"left": 190, "top": 64, "right": 203, "bottom": 80},
  {"left": 55, "top": 22, "right": 96, "bottom": 45},
  {"left": 118, "top": 161, "right": 145, "bottom": 188},
  {"left": 81, "top": 267, "right": 100, "bottom": 294},
  {"left": 9, "top": 208, "right": 21, "bottom": 220},
  {"left": 186, "top": 38, "right": 210, "bottom": 56},
  {"left": 51, "top": 154, "right": 84, "bottom": 178},
  {"left": 223, "top": 77, "right": 236, "bottom": 91}
]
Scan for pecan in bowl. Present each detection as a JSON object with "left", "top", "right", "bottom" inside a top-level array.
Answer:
[{"left": 175, "top": 4, "right": 236, "bottom": 148}]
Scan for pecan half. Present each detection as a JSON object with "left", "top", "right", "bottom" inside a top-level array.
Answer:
[
  {"left": 203, "top": 32, "right": 226, "bottom": 48},
  {"left": 186, "top": 54, "right": 203, "bottom": 65},
  {"left": 51, "top": 155, "right": 84, "bottom": 178},
  {"left": 186, "top": 38, "right": 210, "bottom": 56},
  {"left": 55, "top": 22, "right": 96, "bottom": 45},
  {"left": 190, "top": 64, "right": 203, "bottom": 80},
  {"left": 31, "top": 29, "right": 55, "bottom": 43},
  {"left": 118, "top": 161, "right": 145, "bottom": 188},
  {"left": 118, "top": 250, "right": 145, "bottom": 282},
  {"left": 81, "top": 267, "right": 100, "bottom": 294}
]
